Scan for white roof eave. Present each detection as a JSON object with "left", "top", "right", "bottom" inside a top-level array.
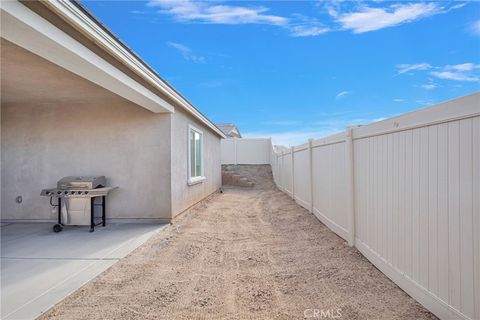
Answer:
[
  {"left": 1, "top": 0, "right": 174, "bottom": 114},
  {"left": 42, "top": 0, "right": 226, "bottom": 138}
]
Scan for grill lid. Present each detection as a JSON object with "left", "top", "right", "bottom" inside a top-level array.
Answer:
[{"left": 57, "top": 176, "right": 106, "bottom": 189}]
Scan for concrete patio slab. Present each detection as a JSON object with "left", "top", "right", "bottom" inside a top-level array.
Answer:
[{"left": 1, "top": 222, "right": 166, "bottom": 320}]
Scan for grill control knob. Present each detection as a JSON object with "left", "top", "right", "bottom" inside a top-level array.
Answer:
[
  {"left": 57, "top": 191, "right": 62, "bottom": 195},
  {"left": 84, "top": 191, "right": 89, "bottom": 195}
]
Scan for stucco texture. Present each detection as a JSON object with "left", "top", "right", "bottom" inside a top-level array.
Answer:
[
  {"left": 170, "top": 108, "right": 222, "bottom": 217},
  {"left": 1, "top": 27, "right": 221, "bottom": 223},
  {"left": 1, "top": 101, "right": 172, "bottom": 221}
]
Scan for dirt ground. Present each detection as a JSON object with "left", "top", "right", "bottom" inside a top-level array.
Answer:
[{"left": 42, "top": 165, "right": 435, "bottom": 319}]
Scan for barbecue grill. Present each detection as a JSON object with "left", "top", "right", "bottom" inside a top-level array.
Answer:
[{"left": 41, "top": 176, "right": 117, "bottom": 233}]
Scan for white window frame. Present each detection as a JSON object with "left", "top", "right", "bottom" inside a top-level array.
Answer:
[{"left": 187, "top": 124, "right": 206, "bottom": 185}]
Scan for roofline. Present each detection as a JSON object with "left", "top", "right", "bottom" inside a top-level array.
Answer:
[
  {"left": 40, "top": 0, "right": 225, "bottom": 138},
  {"left": 216, "top": 123, "right": 241, "bottom": 136}
]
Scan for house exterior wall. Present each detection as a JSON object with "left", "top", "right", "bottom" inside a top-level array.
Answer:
[
  {"left": 170, "top": 108, "right": 221, "bottom": 217},
  {"left": 1, "top": 0, "right": 224, "bottom": 224},
  {"left": 1, "top": 101, "right": 172, "bottom": 222}
]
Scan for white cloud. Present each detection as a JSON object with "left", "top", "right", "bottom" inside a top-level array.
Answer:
[
  {"left": 393, "top": 98, "right": 405, "bottom": 102},
  {"left": 247, "top": 111, "right": 388, "bottom": 147},
  {"left": 324, "top": 2, "right": 340, "bottom": 19},
  {"left": 444, "top": 63, "right": 478, "bottom": 72},
  {"left": 430, "top": 71, "right": 479, "bottom": 82},
  {"left": 334, "top": 3, "right": 442, "bottom": 33},
  {"left": 430, "top": 63, "right": 480, "bottom": 82},
  {"left": 149, "top": 0, "right": 332, "bottom": 37},
  {"left": 397, "top": 62, "right": 480, "bottom": 82},
  {"left": 313, "top": 118, "right": 371, "bottom": 127},
  {"left": 420, "top": 82, "right": 437, "bottom": 90},
  {"left": 451, "top": 3, "right": 468, "bottom": 10},
  {"left": 470, "top": 20, "right": 480, "bottom": 37},
  {"left": 396, "top": 63, "right": 431, "bottom": 74},
  {"left": 244, "top": 128, "right": 341, "bottom": 147},
  {"left": 289, "top": 24, "right": 330, "bottom": 37},
  {"left": 335, "top": 91, "right": 350, "bottom": 99},
  {"left": 167, "top": 42, "right": 206, "bottom": 63},
  {"left": 147, "top": 1, "right": 466, "bottom": 37},
  {"left": 287, "top": 15, "right": 329, "bottom": 37},
  {"left": 149, "top": 0, "right": 288, "bottom": 25},
  {"left": 263, "top": 120, "right": 302, "bottom": 126}
]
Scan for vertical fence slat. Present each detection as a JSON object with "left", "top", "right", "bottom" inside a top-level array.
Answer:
[
  {"left": 266, "top": 95, "right": 479, "bottom": 320},
  {"left": 346, "top": 128, "right": 355, "bottom": 246},
  {"left": 472, "top": 117, "right": 480, "bottom": 320},
  {"left": 291, "top": 147, "right": 295, "bottom": 200},
  {"left": 448, "top": 121, "right": 461, "bottom": 311},
  {"left": 459, "top": 119, "right": 474, "bottom": 318},
  {"left": 428, "top": 125, "right": 439, "bottom": 296},
  {"left": 309, "top": 139, "right": 314, "bottom": 213},
  {"left": 437, "top": 123, "right": 449, "bottom": 302}
]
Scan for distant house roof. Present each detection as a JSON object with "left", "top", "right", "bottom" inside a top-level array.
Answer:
[{"left": 217, "top": 123, "right": 242, "bottom": 138}]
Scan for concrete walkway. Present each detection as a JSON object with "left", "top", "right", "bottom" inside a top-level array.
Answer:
[{"left": 1, "top": 222, "right": 165, "bottom": 320}]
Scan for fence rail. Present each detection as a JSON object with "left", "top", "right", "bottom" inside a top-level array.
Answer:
[{"left": 270, "top": 93, "right": 480, "bottom": 320}]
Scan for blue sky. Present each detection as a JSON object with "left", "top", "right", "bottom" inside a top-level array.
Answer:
[{"left": 82, "top": 0, "right": 480, "bottom": 146}]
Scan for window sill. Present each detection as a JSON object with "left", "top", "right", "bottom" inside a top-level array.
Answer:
[{"left": 187, "top": 176, "right": 206, "bottom": 186}]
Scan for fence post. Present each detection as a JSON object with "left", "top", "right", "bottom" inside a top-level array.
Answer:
[
  {"left": 308, "top": 139, "right": 314, "bottom": 214},
  {"left": 345, "top": 127, "right": 356, "bottom": 247},
  {"left": 268, "top": 138, "right": 272, "bottom": 164},
  {"left": 282, "top": 151, "right": 287, "bottom": 192},
  {"left": 291, "top": 146, "right": 295, "bottom": 200},
  {"left": 273, "top": 153, "right": 277, "bottom": 184},
  {"left": 233, "top": 137, "right": 238, "bottom": 165}
]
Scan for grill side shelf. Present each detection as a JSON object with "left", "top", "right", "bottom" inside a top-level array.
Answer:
[{"left": 40, "top": 187, "right": 118, "bottom": 198}]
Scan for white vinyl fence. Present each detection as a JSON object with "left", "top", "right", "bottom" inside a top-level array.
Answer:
[
  {"left": 270, "top": 93, "right": 480, "bottom": 320},
  {"left": 221, "top": 137, "right": 272, "bottom": 164}
]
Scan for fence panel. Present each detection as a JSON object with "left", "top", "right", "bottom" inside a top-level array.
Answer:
[
  {"left": 293, "top": 145, "right": 310, "bottom": 210},
  {"left": 236, "top": 139, "right": 270, "bottom": 164},
  {"left": 282, "top": 151, "right": 293, "bottom": 196},
  {"left": 311, "top": 138, "right": 349, "bottom": 241},
  {"left": 220, "top": 139, "right": 236, "bottom": 164},
  {"left": 269, "top": 93, "right": 480, "bottom": 320},
  {"left": 352, "top": 115, "right": 479, "bottom": 320},
  {"left": 221, "top": 138, "right": 271, "bottom": 165}
]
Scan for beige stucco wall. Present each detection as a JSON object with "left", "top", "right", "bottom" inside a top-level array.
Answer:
[
  {"left": 170, "top": 108, "right": 222, "bottom": 217},
  {"left": 1, "top": 2, "right": 223, "bottom": 224},
  {"left": 1, "top": 101, "right": 172, "bottom": 222}
]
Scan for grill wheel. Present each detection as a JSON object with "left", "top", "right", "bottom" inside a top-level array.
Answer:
[{"left": 53, "top": 224, "right": 63, "bottom": 233}]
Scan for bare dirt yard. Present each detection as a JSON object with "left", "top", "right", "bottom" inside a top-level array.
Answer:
[{"left": 42, "top": 165, "right": 435, "bottom": 319}]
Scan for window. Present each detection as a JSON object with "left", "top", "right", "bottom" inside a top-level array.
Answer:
[{"left": 188, "top": 125, "right": 205, "bottom": 185}]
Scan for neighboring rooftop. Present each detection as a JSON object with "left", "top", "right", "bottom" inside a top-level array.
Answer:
[{"left": 217, "top": 123, "right": 242, "bottom": 138}]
